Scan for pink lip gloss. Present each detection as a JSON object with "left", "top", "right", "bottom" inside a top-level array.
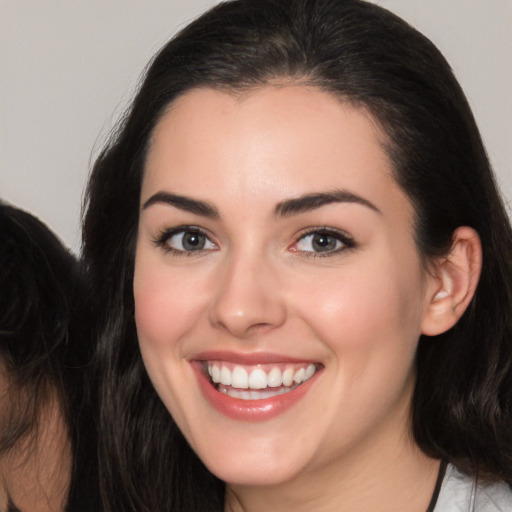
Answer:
[{"left": 191, "top": 360, "right": 320, "bottom": 422}]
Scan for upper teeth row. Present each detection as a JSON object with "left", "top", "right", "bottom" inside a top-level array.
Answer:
[{"left": 207, "top": 363, "right": 317, "bottom": 389}]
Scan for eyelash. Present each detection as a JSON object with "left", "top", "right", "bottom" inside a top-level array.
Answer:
[
  {"left": 153, "top": 226, "right": 356, "bottom": 258},
  {"left": 153, "top": 226, "right": 216, "bottom": 257},
  {"left": 290, "top": 227, "right": 356, "bottom": 258}
]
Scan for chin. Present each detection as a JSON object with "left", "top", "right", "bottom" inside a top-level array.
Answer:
[
  {"left": 191, "top": 433, "right": 311, "bottom": 488},
  {"left": 208, "top": 460, "right": 300, "bottom": 487}
]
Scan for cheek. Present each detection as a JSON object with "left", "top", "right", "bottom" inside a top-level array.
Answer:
[
  {"left": 133, "top": 254, "right": 203, "bottom": 355},
  {"left": 290, "top": 253, "right": 426, "bottom": 356},
  {"left": 133, "top": 254, "right": 205, "bottom": 423}
]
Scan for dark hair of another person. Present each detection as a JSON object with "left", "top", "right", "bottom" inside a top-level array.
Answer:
[
  {"left": 0, "top": 203, "right": 100, "bottom": 511},
  {"left": 81, "top": 0, "right": 512, "bottom": 510}
]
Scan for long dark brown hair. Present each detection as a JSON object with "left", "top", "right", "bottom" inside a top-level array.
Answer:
[
  {"left": 82, "top": 0, "right": 512, "bottom": 509},
  {"left": 0, "top": 203, "right": 100, "bottom": 511}
]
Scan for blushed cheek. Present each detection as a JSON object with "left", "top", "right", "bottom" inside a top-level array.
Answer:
[
  {"left": 134, "top": 262, "right": 206, "bottom": 353},
  {"left": 134, "top": 292, "right": 165, "bottom": 348},
  {"left": 293, "top": 271, "right": 394, "bottom": 338},
  {"left": 298, "top": 265, "right": 421, "bottom": 358},
  {"left": 134, "top": 259, "right": 171, "bottom": 349},
  {"left": 134, "top": 281, "right": 178, "bottom": 349}
]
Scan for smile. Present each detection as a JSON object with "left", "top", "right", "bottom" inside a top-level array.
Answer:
[
  {"left": 206, "top": 361, "right": 318, "bottom": 401},
  {"left": 192, "top": 353, "right": 322, "bottom": 421}
]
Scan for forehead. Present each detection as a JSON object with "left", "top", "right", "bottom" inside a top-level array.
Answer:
[{"left": 143, "top": 85, "right": 409, "bottom": 220}]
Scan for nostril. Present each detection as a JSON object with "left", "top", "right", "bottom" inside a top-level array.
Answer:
[{"left": 208, "top": 260, "right": 287, "bottom": 336}]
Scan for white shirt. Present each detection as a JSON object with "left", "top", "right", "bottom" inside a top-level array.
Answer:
[{"left": 434, "top": 464, "right": 512, "bottom": 511}]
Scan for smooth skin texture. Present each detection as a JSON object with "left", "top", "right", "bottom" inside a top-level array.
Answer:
[
  {"left": 0, "top": 372, "right": 71, "bottom": 512},
  {"left": 134, "top": 86, "right": 481, "bottom": 512}
]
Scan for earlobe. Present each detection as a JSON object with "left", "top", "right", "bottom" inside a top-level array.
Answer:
[{"left": 421, "top": 227, "right": 482, "bottom": 336}]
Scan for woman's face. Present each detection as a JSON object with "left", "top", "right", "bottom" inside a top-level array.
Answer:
[{"left": 134, "top": 86, "right": 438, "bottom": 488}]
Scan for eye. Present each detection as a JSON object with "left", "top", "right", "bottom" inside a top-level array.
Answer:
[
  {"left": 155, "top": 227, "right": 216, "bottom": 254},
  {"left": 291, "top": 229, "right": 354, "bottom": 255}
]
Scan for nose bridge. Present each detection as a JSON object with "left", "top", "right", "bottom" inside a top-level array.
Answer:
[{"left": 209, "top": 245, "right": 286, "bottom": 338}]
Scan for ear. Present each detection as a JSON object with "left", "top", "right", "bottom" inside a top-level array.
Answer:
[{"left": 421, "top": 226, "right": 482, "bottom": 336}]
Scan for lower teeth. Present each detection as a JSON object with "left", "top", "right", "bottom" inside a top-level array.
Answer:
[{"left": 217, "top": 384, "right": 299, "bottom": 400}]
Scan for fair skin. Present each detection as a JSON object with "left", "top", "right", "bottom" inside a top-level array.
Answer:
[
  {"left": 0, "top": 373, "right": 71, "bottom": 512},
  {"left": 134, "top": 85, "right": 481, "bottom": 511}
]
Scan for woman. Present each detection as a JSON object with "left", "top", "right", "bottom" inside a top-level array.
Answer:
[
  {"left": 0, "top": 203, "right": 99, "bottom": 511},
  {"left": 82, "top": 0, "right": 512, "bottom": 510}
]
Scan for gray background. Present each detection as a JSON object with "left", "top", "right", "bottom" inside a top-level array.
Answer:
[{"left": 1, "top": 0, "right": 511, "bottom": 253}]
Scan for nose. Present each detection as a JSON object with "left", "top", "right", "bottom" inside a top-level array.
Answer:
[{"left": 209, "top": 251, "right": 286, "bottom": 339}]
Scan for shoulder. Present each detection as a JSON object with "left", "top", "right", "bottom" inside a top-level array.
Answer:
[{"left": 435, "top": 464, "right": 512, "bottom": 512}]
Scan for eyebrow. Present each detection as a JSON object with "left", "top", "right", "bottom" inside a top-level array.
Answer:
[
  {"left": 142, "top": 188, "right": 380, "bottom": 220},
  {"left": 142, "top": 192, "right": 220, "bottom": 218},
  {"left": 274, "top": 190, "right": 381, "bottom": 218}
]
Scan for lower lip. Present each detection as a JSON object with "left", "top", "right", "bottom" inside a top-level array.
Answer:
[{"left": 193, "top": 363, "right": 319, "bottom": 422}]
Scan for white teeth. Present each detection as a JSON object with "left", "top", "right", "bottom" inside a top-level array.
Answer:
[
  {"left": 248, "top": 368, "right": 267, "bottom": 389},
  {"left": 293, "top": 368, "right": 305, "bottom": 384},
  {"left": 231, "top": 366, "right": 249, "bottom": 388},
  {"left": 304, "top": 363, "right": 316, "bottom": 380},
  {"left": 282, "top": 368, "right": 294, "bottom": 386},
  {"left": 207, "top": 362, "right": 318, "bottom": 391},
  {"left": 267, "top": 367, "right": 282, "bottom": 387},
  {"left": 210, "top": 364, "right": 220, "bottom": 383},
  {"left": 220, "top": 365, "right": 231, "bottom": 386},
  {"left": 221, "top": 385, "right": 298, "bottom": 400}
]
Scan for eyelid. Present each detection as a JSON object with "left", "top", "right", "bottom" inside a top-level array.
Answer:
[
  {"left": 151, "top": 224, "right": 355, "bottom": 258},
  {"left": 153, "top": 225, "right": 217, "bottom": 255},
  {"left": 289, "top": 226, "right": 356, "bottom": 256}
]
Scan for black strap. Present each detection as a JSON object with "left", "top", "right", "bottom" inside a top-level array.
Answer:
[{"left": 426, "top": 460, "right": 448, "bottom": 512}]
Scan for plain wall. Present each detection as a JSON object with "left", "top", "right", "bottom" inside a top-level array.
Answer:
[{"left": 1, "top": 0, "right": 511, "bottom": 253}]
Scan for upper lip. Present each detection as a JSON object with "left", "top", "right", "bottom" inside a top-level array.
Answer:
[{"left": 190, "top": 350, "right": 318, "bottom": 365}]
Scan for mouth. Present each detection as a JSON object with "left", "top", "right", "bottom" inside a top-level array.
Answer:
[
  {"left": 205, "top": 361, "right": 320, "bottom": 400},
  {"left": 191, "top": 352, "right": 322, "bottom": 421}
]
